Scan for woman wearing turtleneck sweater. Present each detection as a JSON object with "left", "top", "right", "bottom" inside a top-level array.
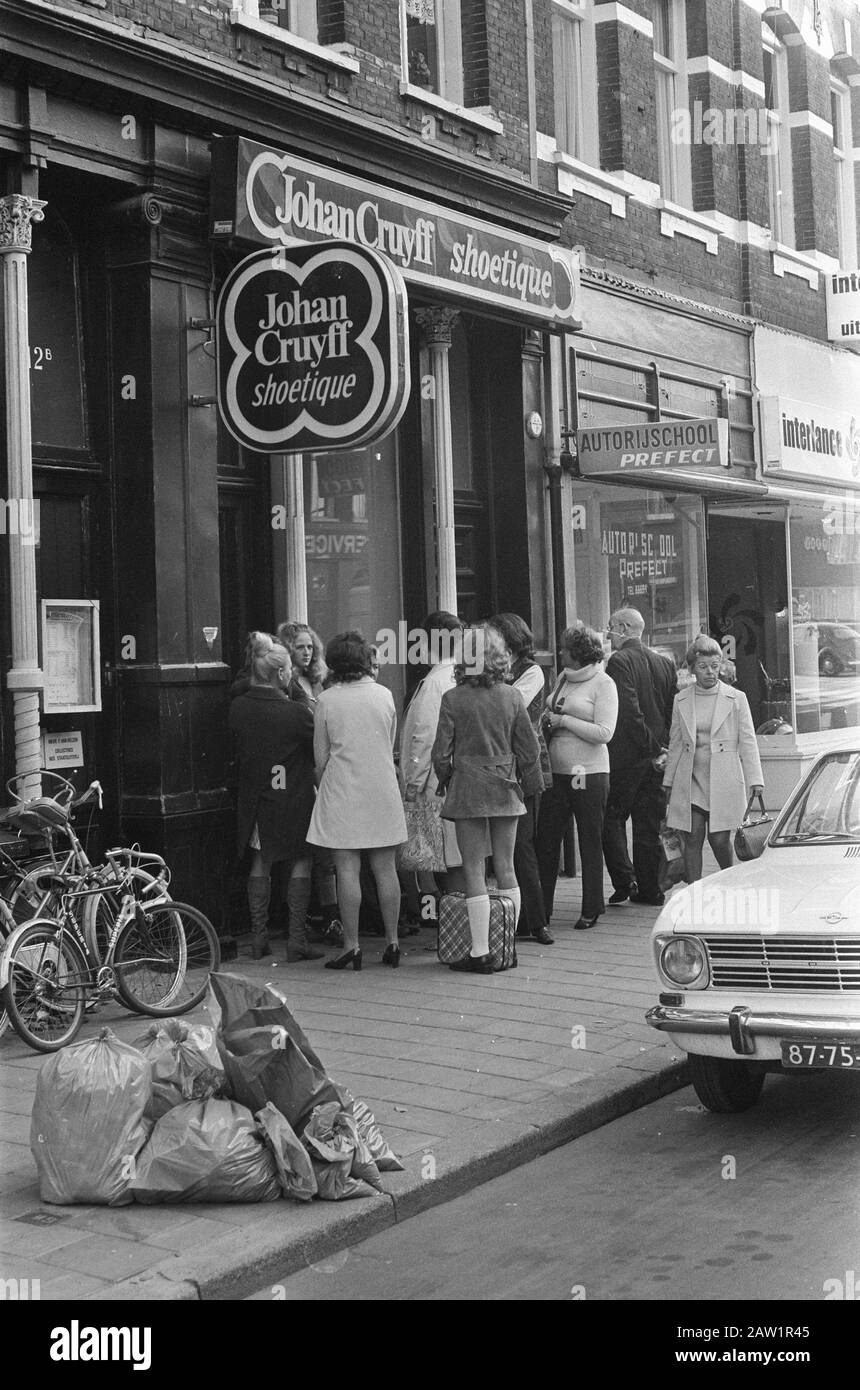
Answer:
[{"left": 536, "top": 625, "right": 618, "bottom": 931}]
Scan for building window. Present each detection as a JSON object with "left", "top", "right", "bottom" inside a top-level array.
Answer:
[
  {"left": 242, "top": 0, "right": 317, "bottom": 40},
  {"left": 763, "top": 30, "right": 794, "bottom": 248},
  {"left": 551, "top": 1, "right": 597, "bottom": 163},
  {"left": 832, "top": 81, "right": 857, "bottom": 268},
  {"left": 401, "top": 0, "right": 464, "bottom": 105},
  {"left": 653, "top": 0, "right": 691, "bottom": 205}
]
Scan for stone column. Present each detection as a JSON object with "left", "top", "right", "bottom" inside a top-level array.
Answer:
[
  {"left": 271, "top": 453, "right": 308, "bottom": 624},
  {"left": 0, "top": 193, "right": 46, "bottom": 792},
  {"left": 415, "top": 306, "right": 459, "bottom": 615}
]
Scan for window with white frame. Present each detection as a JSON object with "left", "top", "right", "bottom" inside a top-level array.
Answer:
[
  {"left": 653, "top": 0, "right": 691, "bottom": 205},
  {"left": 762, "top": 30, "right": 794, "bottom": 248},
  {"left": 832, "top": 81, "right": 858, "bottom": 268},
  {"left": 551, "top": 0, "right": 598, "bottom": 164},
  {"left": 401, "top": 0, "right": 464, "bottom": 105},
  {"left": 244, "top": 0, "right": 318, "bottom": 41}
]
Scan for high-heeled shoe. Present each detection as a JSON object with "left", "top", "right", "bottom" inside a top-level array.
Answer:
[
  {"left": 573, "top": 915, "right": 600, "bottom": 931},
  {"left": 381, "top": 944, "right": 400, "bottom": 967},
  {"left": 324, "top": 948, "right": 362, "bottom": 971}
]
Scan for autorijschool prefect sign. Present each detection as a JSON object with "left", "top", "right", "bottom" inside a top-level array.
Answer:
[{"left": 216, "top": 241, "right": 409, "bottom": 453}]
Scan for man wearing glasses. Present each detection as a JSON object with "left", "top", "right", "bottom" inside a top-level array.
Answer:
[{"left": 602, "top": 608, "right": 676, "bottom": 907}]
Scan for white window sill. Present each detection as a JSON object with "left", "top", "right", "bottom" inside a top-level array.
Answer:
[
  {"left": 398, "top": 82, "right": 503, "bottom": 134},
  {"left": 553, "top": 151, "right": 630, "bottom": 217},
  {"left": 769, "top": 241, "right": 820, "bottom": 289},
  {"left": 658, "top": 198, "right": 722, "bottom": 255},
  {"left": 230, "top": 9, "right": 360, "bottom": 72}
]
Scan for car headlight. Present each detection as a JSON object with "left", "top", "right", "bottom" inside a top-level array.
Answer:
[{"left": 660, "top": 936, "right": 708, "bottom": 987}]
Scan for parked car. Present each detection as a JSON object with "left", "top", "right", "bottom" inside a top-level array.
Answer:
[
  {"left": 814, "top": 622, "right": 860, "bottom": 678},
  {"left": 646, "top": 749, "right": 860, "bottom": 1112}
]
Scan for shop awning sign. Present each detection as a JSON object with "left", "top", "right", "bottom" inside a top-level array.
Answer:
[
  {"left": 216, "top": 242, "right": 409, "bottom": 453},
  {"left": 210, "top": 137, "right": 581, "bottom": 329},
  {"left": 826, "top": 269, "right": 860, "bottom": 349},
  {"left": 577, "top": 418, "right": 730, "bottom": 477}
]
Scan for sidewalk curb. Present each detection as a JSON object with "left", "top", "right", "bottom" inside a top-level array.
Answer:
[{"left": 94, "top": 1054, "right": 689, "bottom": 1301}]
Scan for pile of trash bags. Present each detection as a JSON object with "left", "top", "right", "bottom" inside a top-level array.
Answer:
[{"left": 30, "top": 972, "right": 403, "bottom": 1207}]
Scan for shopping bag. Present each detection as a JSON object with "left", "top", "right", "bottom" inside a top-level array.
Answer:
[
  {"left": 397, "top": 796, "right": 447, "bottom": 872},
  {"left": 734, "top": 792, "right": 774, "bottom": 862},
  {"left": 658, "top": 824, "right": 686, "bottom": 892}
]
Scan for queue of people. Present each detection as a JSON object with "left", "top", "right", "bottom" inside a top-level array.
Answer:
[{"left": 229, "top": 607, "right": 765, "bottom": 973}]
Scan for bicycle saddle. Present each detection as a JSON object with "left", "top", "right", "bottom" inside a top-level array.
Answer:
[{"left": 6, "top": 797, "right": 70, "bottom": 831}]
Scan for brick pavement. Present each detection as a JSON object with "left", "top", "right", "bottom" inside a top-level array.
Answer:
[{"left": 0, "top": 864, "right": 703, "bottom": 1299}]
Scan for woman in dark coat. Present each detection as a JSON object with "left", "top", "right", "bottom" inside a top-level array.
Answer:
[{"left": 228, "top": 632, "right": 323, "bottom": 962}]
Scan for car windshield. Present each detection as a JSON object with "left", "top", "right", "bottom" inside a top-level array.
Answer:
[{"left": 771, "top": 752, "right": 860, "bottom": 844}]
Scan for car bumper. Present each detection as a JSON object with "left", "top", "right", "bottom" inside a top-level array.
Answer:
[{"left": 646, "top": 1003, "right": 860, "bottom": 1058}]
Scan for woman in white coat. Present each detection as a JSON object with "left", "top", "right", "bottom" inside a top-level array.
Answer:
[{"left": 664, "top": 635, "right": 764, "bottom": 883}]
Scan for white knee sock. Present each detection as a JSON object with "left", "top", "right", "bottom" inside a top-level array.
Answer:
[
  {"left": 466, "top": 894, "right": 491, "bottom": 957},
  {"left": 503, "top": 885, "right": 521, "bottom": 928}
]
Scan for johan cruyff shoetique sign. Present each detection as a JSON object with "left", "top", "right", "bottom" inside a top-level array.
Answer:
[
  {"left": 216, "top": 241, "right": 409, "bottom": 453},
  {"left": 210, "top": 137, "right": 581, "bottom": 328}
]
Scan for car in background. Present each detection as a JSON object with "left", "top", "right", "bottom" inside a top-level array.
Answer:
[
  {"left": 814, "top": 622, "right": 860, "bottom": 678},
  {"left": 646, "top": 749, "right": 860, "bottom": 1112}
]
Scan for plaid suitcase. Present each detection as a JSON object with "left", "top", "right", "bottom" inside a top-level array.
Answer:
[{"left": 437, "top": 892, "right": 517, "bottom": 972}]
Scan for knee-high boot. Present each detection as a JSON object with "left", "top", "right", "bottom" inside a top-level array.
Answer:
[
  {"left": 286, "top": 876, "right": 325, "bottom": 962},
  {"left": 247, "top": 877, "right": 273, "bottom": 960}
]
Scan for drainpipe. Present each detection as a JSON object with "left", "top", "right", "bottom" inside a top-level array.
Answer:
[{"left": 1, "top": 191, "right": 45, "bottom": 793}]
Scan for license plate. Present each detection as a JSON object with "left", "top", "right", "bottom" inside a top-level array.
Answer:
[{"left": 781, "top": 1041, "right": 860, "bottom": 1069}]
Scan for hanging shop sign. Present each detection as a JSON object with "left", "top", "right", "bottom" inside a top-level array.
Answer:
[
  {"left": 210, "top": 137, "right": 581, "bottom": 329},
  {"left": 216, "top": 242, "right": 409, "bottom": 453},
  {"left": 760, "top": 396, "right": 860, "bottom": 486},
  {"left": 825, "top": 270, "right": 860, "bottom": 349},
  {"left": 577, "top": 418, "right": 729, "bottom": 477}
]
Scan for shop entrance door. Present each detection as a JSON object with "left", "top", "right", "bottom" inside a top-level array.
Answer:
[{"left": 707, "top": 505, "right": 790, "bottom": 732}]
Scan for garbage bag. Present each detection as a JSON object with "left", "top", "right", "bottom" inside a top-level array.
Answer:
[
  {"left": 343, "top": 1093, "right": 405, "bottom": 1173},
  {"left": 209, "top": 972, "right": 345, "bottom": 1134},
  {"left": 131, "top": 1098, "right": 287, "bottom": 1204},
  {"left": 255, "top": 1102, "right": 317, "bottom": 1202},
  {"left": 30, "top": 1028, "right": 151, "bottom": 1206},
  {"left": 135, "top": 1019, "right": 226, "bottom": 1118},
  {"left": 302, "top": 1101, "right": 380, "bottom": 1200}
]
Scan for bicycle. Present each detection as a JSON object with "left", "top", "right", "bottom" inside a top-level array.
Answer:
[{"left": 0, "top": 869, "right": 220, "bottom": 1053}]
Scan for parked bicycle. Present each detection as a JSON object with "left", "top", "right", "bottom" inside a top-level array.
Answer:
[{"left": 0, "top": 864, "right": 220, "bottom": 1053}]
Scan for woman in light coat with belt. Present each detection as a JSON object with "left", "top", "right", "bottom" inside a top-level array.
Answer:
[{"left": 664, "top": 635, "right": 764, "bottom": 883}]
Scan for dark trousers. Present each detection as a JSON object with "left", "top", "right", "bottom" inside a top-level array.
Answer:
[
  {"left": 537, "top": 773, "right": 609, "bottom": 922},
  {"left": 513, "top": 792, "right": 547, "bottom": 937},
  {"left": 602, "top": 762, "right": 666, "bottom": 899}
]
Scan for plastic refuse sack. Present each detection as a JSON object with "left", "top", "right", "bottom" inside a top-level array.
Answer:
[
  {"left": 339, "top": 1089, "right": 405, "bottom": 1173},
  {"left": 131, "top": 1097, "right": 311, "bottom": 1204},
  {"left": 209, "top": 972, "right": 345, "bottom": 1135},
  {"left": 135, "top": 1019, "right": 226, "bottom": 1119},
  {"left": 255, "top": 1102, "right": 317, "bottom": 1203},
  {"left": 302, "top": 1101, "right": 381, "bottom": 1200},
  {"left": 30, "top": 1028, "right": 151, "bottom": 1206}
]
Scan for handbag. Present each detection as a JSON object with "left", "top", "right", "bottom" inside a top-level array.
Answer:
[
  {"left": 397, "top": 795, "right": 447, "bottom": 873},
  {"left": 733, "top": 792, "right": 774, "bottom": 862}
]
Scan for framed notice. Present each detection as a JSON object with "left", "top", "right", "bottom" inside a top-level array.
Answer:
[{"left": 41, "top": 600, "right": 101, "bottom": 713}]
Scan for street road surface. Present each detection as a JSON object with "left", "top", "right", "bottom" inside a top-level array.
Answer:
[{"left": 249, "top": 1072, "right": 860, "bottom": 1301}]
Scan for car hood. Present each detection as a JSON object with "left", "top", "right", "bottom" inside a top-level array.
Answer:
[{"left": 656, "top": 849, "right": 860, "bottom": 935}]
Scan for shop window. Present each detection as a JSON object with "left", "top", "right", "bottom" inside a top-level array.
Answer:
[
  {"left": 762, "top": 30, "right": 794, "bottom": 248},
  {"left": 831, "top": 81, "right": 857, "bottom": 269},
  {"left": 653, "top": 0, "right": 691, "bottom": 207},
  {"left": 304, "top": 437, "right": 404, "bottom": 708},
  {"left": 401, "top": 0, "right": 464, "bottom": 104},
  {"left": 551, "top": 0, "right": 597, "bottom": 164},
  {"left": 789, "top": 502, "right": 860, "bottom": 735}
]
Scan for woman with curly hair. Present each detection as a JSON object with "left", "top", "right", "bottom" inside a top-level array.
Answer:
[
  {"left": 276, "top": 621, "right": 327, "bottom": 706},
  {"left": 307, "top": 631, "right": 407, "bottom": 971},
  {"left": 536, "top": 625, "right": 618, "bottom": 931},
  {"left": 431, "top": 624, "right": 544, "bottom": 973}
]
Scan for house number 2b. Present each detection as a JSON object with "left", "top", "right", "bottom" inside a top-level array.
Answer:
[{"left": 32, "top": 346, "right": 54, "bottom": 370}]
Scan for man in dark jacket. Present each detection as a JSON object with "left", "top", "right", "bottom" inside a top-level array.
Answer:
[{"left": 602, "top": 608, "right": 676, "bottom": 906}]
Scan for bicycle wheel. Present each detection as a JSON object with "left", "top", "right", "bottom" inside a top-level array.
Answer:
[
  {"left": 82, "top": 870, "right": 171, "bottom": 967},
  {"left": 113, "top": 901, "right": 220, "bottom": 1017},
  {"left": 1, "top": 921, "right": 88, "bottom": 1052}
]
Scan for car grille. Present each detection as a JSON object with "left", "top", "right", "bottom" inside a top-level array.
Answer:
[{"left": 703, "top": 935, "right": 860, "bottom": 992}]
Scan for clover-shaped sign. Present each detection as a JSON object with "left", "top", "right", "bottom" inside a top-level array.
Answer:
[{"left": 217, "top": 242, "right": 409, "bottom": 453}]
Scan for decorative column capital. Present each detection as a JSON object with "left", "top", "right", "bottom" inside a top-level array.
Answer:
[
  {"left": 0, "top": 195, "right": 47, "bottom": 254},
  {"left": 415, "top": 306, "right": 460, "bottom": 348}
]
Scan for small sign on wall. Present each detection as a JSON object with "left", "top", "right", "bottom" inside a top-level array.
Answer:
[
  {"left": 43, "top": 731, "right": 84, "bottom": 769},
  {"left": 41, "top": 600, "right": 101, "bottom": 713}
]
